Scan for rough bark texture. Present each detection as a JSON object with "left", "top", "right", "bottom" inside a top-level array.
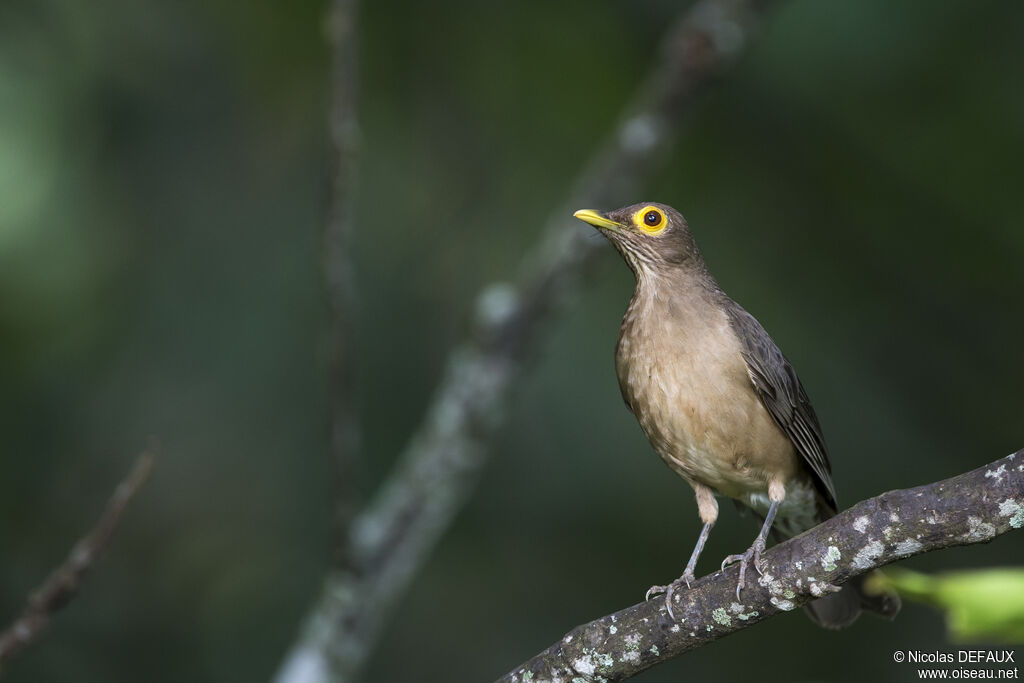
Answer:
[
  {"left": 274, "top": 2, "right": 773, "bottom": 682},
  {"left": 497, "top": 450, "right": 1024, "bottom": 683}
]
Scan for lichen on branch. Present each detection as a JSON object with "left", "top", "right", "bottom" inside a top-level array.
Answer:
[{"left": 498, "top": 450, "right": 1024, "bottom": 683}]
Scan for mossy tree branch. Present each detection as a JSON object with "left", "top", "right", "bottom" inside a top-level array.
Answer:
[{"left": 497, "top": 450, "right": 1024, "bottom": 683}]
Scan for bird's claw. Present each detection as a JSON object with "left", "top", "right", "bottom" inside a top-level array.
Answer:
[
  {"left": 645, "top": 570, "right": 695, "bottom": 621},
  {"left": 645, "top": 584, "right": 667, "bottom": 601},
  {"left": 720, "top": 537, "right": 767, "bottom": 600}
]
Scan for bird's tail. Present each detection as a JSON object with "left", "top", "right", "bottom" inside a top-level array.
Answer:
[{"left": 802, "top": 571, "right": 901, "bottom": 629}]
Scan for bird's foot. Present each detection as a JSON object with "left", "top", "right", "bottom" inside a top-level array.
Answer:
[
  {"left": 720, "top": 536, "right": 767, "bottom": 600},
  {"left": 645, "top": 570, "right": 695, "bottom": 621}
]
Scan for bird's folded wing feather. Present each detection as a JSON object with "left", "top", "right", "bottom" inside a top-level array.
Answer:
[{"left": 724, "top": 303, "right": 838, "bottom": 512}]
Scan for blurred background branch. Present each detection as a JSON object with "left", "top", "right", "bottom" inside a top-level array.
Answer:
[
  {"left": 499, "top": 450, "right": 1024, "bottom": 683},
  {"left": 0, "top": 451, "right": 154, "bottom": 676},
  {"left": 322, "top": 0, "right": 362, "bottom": 569},
  {"left": 276, "top": 0, "right": 773, "bottom": 681}
]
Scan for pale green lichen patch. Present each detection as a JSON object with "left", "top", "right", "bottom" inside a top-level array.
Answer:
[
  {"left": 571, "top": 656, "right": 595, "bottom": 676},
  {"left": 882, "top": 526, "right": 895, "bottom": 540},
  {"left": 998, "top": 499, "right": 1024, "bottom": 528},
  {"left": 986, "top": 464, "right": 1007, "bottom": 480},
  {"left": 712, "top": 607, "right": 732, "bottom": 627},
  {"left": 770, "top": 597, "right": 796, "bottom": 611},
  {"left": 609, "top": 625, "right": 617, "bottom": 635},
  {"left": 821, "top": 545, "right": 841, "bottom": 571},
  {"left": 521, "top": 672, "right": 533, "bottom": 683},
  {"left": 619, "top": 633, "right": 642, "bottom": 664},
  {"left": 783, "top": 589, "right": 796, "bottom": 599},
  {"left": 729, "top": 593, "right": 761, "bottom": 622},
  {"left": 649, "top": 645, "right": 660, "bottom": 657},
  {"left": 924, "top": 510, "right": 943, "bottom": 525},
  {"left": 808, "top": 579, "right": 839, "bottom": 596},
  {"left": 757, "top": 572, "right": 789, "bottom": 601},
  {"left": 729, "top": 602, "right": 746, "bottom": 614},
  {"left": 795, "top": 560, "right": 803, "bottom": 570},
  {"left": 894, "top": 538, "right": 923, "bottom": 556},
  {"left": 961, "top": 515, "right": 997, "bottom": 542},
  {"left": 730, "top": 602, "right": 759, "bottom": 620},
  {"left": 852, "top": 539, "right": 884, "bottom": 570},
  {"left": 572, "top": 649, "right": 614, "bottom": 679},
  {"left": 853, "top": 516, "right": 869, "bottom": 533}
]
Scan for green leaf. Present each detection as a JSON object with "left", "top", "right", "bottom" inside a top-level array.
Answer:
[{"left": 870, "top": 568, "right": 1024, "bottom": 643}]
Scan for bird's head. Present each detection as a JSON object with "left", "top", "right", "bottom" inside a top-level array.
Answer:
[{"left": 573, "top": 202, "right": 702, "bottom": 277}]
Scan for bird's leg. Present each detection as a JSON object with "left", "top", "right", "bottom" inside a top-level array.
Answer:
[
  {"left": 721, "top": 481, "right": 784, "bottom": 600},
  {"left": 646, "top": 483, "right": 717, "bottom": 620},
  {"left": 646, "top": 522, "right": 713, "bottom": 620}
]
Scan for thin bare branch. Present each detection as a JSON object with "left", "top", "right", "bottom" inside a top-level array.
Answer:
[
  {"left": 322, "top": 0, "right": 362, "bottom": 565},
  {"left": 0, "top": 451, "right": 155, "bottom": 674},
  {"left": 275, "top": 1, "right": 775, "bottom": 682},
  {"left": 497, "top": 450, "right": 1024, "bottom": 683}
]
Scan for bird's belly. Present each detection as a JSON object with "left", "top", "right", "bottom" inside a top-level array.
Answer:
[{"left": 619, "top": 338, "right": 797, "bottom": 500}]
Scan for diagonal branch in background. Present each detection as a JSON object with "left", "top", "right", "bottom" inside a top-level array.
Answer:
[
  {"left": 322, "top": 0, "right": 362, "bottom": 566},
  {"left": 275, "top": 1, "right": 775, "bottom": 681},
  {"left": 497, "top": 450, "right": 1024, "bottom": 683},
  {"left": 0, "top": 451, "right": 155, "bottom": 675}
]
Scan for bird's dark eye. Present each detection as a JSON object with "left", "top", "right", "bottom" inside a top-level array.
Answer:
[{"left": 636, "top": 206, "right": 666, "bottom": 234}]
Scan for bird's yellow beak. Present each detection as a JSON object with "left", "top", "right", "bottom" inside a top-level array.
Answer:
[{"left": 573, "top": 209, "right": 622, "bottom": 231}]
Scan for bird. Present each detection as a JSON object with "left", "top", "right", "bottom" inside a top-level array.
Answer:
[{"left": 573, "top": 202, "right": 900, "bottom": 628}]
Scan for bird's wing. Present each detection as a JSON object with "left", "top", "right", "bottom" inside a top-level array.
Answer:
[{"left": 723, "top": 302, "right": 838, "bottom": 512}]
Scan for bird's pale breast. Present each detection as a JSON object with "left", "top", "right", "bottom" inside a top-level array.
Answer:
[{"left": 616, "top": 282, "right": 802, "bottom": 506}]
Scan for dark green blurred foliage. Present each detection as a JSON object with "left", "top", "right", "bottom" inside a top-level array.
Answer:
[{"left": 0, "top": 0, "right": 1021, "bottom": 681}]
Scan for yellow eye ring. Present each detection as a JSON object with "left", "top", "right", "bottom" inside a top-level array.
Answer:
[{"left": 634, "top": 206, "right": 666, "bottom": 235}]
